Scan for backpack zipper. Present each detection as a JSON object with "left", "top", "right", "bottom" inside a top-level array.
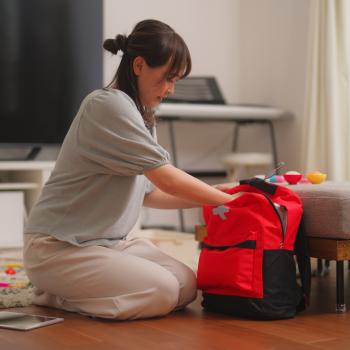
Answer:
[{"left": 262, "top": 194, "right": 286, "bottom": 248}]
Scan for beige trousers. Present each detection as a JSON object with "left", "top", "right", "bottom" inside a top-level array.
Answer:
[{"left": 23, "top": 233, "right": 197, "bottom": 320}]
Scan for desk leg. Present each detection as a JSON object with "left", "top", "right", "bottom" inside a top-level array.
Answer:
[
  {"left": 232, "top": 122, "right": 240, "bottom": 152},
  {"left": 232, "top": 121, "right": 279, "bottom": 171},
  {"left": 168, "top": 121, "right": 186, "bottom": 232},
  {"left": 267, "top": 121, "right": 279, "bottom": 171},
  {"left": 169, "top": 120, "right": 178, "bottom": 166}
]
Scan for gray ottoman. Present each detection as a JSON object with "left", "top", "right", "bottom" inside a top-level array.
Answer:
[{"left": 291, "top": 182, "right": 350, "bottom": 312}]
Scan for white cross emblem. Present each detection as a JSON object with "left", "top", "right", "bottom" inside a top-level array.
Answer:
[{"left": 212, "top": 205, "right": 229, "bottom": 220}]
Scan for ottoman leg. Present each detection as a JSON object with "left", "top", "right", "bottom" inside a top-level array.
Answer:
[
  {"left": 315, "top": 259, "right": 330, "bottom": 277},
  {"left": 324, "top": 260, "right": 331, "bottom": 276},
  {"left": 317, "top": 259, "right": 323, "bottom": 276},
  {"left": 336, "top": 261, "right": 346, "bottom": 313}
]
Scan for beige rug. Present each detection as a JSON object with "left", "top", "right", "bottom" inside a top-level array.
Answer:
[{"left": 130, "top": 229, "right": 200, "bottom": 272}]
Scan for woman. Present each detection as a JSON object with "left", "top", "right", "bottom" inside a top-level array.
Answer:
[{"left": 23, "top": 19, "right": 239, "bottom": 320}]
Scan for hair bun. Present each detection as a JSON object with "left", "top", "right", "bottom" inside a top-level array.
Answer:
[
  {"left": 103, "top": 34, "right": 128, "bottom": 55},
  {"left": 115, "top": 34, "right": 128, "bottom": 53}
]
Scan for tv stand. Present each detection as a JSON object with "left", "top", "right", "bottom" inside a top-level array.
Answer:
[
  {"left": 26, "top": 146, "right": 41, "bottom": 160},
  {"left": 0, "top": 160, "right": 55, "bottom": 210},
  {"left": 0, "top": 146, "right": 41, "bottom": 161},
  {"left": 0, "top": 160, "right": 55, "bottom": 247}
]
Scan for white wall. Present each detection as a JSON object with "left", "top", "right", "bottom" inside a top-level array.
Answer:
[
  {"left": 103, "top": 0, "right": 241, "bottom": 230},
  {"left": 103, "top": 0, "right": 241, "bottom": 174},
  {"left": 237, "top": 0, "right": 310, "bottom": 171},
  {"left": 103, "top": 0, "right": 240, "bottom": 102},
  {"left": 103, "top": 0, "right": 310, "bottom": 230}
]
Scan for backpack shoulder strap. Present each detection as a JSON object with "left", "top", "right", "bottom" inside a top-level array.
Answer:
[{"left": 294, "top": 217, "right": 311, "bottom": 309}]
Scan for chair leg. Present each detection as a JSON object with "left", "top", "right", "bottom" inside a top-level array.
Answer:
[{"left": 336, "top": 261, "right": 346, "bottom": 312}]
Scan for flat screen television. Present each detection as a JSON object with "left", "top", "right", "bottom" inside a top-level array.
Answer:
[{"left": 0, "top": 0, "right": 103, "bottom": 160}]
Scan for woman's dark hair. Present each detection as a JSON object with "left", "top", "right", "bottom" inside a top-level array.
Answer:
[{"left": 103, "top": 19, "right": 192, "bottom": 129}]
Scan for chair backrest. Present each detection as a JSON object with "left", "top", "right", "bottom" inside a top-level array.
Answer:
[{"left": 165, "top": 76, "right": 226, "bottom": 105}]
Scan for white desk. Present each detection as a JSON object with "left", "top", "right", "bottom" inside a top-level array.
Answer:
[
  {"left": 155, "top": 103, "right": 291, "bottom": 232},
  {"left": 156, "top": 103, "right": 289, "bottom": 120},
  {"left": 156, "top": 102, "right": 291, "bottom": 173},
  {"left": 0, "top": 160, "right": 55, "bottom": 211}
]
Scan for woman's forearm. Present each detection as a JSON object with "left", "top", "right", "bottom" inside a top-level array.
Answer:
[
  {"left": 144, "top": 164, "right": 236, "bottom": 205},
  {"left": 143, "top": 188, "right": 200, "bottom": 209}
]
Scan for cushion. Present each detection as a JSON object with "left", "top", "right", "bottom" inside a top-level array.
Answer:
[{"left": 291, "top": 182, "right": 350, "bottom": 239}]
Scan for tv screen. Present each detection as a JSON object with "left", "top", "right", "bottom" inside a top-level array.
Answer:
[{"left": 0, "top": 0, "right": 103, "bottom": 147}]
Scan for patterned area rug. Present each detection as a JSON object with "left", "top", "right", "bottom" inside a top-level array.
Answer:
[{"left": 0, "top": 249, "right": 34, "bottom": 308}]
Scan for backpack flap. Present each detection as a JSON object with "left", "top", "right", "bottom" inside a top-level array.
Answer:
[
  {"left": 198, "top": 192, "right": 280, "bottom": 299},
  {"left": 236, "top": 178, "right": 303, "bottom": 251}
]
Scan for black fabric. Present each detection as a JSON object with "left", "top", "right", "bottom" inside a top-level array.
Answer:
[
  {"left": 201, "top": 240, "right": 256, "bottom": 250},
  {"left": 202, "top": 250, "right": 303, "bottom": 320},
  {"left": 294, "top": 217, "right": 311, "bottom": 309},
  {"left": 239, "top": 178, "right": 277, "bottom": 195}
]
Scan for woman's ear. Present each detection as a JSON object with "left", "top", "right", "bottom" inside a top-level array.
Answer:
[{"left": 133, "top": 56, "right": 145, "bottom": 76}]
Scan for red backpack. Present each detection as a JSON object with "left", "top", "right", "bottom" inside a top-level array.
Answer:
[{"left": 197, "top": 177, "right": 311, "bottom": 320}]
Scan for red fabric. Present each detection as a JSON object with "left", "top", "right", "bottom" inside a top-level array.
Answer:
[
  {"left": 197, "top": 242, "right": 263, "bottom": 298},
  {"left": 197, "top": 182, "right": 302, "bottom": 298}
]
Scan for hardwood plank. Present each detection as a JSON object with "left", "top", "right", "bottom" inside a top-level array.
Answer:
[
  {"left": 1, "top": 259, "right": 350, "bottom": 350},
  {"left": 144, "top": 308, "right": 323, "bottom": 350},
  {"left": 312, "top": 337, "right": 350, "bottom": 350}
]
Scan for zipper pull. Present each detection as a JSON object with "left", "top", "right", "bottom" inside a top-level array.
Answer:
[{"left": 264, "top": 162, "right": 285, "bottom": 180}]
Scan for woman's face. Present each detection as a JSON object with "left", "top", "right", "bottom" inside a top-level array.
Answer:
[{"left": 133, "top": 56, "right": 180, "bottom": 108}]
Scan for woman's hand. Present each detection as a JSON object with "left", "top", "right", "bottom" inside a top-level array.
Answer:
[
  {"left": 228, "top": 192, "right": 244, "bottom": 202},
  {"left": 144, "top": 164, "right": 234, "bottom": 205},
  {"left": 212, "top": 182, "right": 235, "bottom": 191},
  {"left": 212, "top": 184, "right": 244, "bottom": 203}
]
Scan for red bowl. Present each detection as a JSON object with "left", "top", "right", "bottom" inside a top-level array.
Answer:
[{"left": 283, "top": 174, "right": 302, "bottom": 185}]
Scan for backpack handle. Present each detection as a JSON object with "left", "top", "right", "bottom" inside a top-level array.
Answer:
[{"left": 239, "top": 177, "right": 277, "bottom": 195}]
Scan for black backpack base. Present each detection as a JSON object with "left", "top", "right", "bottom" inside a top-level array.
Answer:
[{"left": 201, "top": 250, "right": 305, "bottom": 320}]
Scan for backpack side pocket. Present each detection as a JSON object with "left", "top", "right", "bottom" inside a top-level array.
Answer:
[{"left": 197, "top": 234, "right": 263, "bottom": 298}]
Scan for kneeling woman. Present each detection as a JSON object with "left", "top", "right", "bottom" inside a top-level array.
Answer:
[{"left": 23, "top": 19, "right": 239, "bottom": 320}]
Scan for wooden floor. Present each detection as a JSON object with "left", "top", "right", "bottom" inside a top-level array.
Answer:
[{"left": 1, "top": 262, "right": 350, "bottom": 350}]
